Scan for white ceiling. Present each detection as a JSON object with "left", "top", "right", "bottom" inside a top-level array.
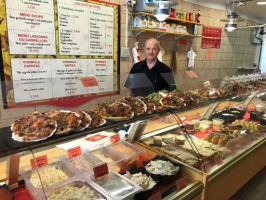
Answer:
[{"left": 185, "top": 0, "right": 266, "bottom": 23}]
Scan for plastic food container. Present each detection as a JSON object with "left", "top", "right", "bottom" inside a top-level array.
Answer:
[
  {"left": 21, "top": 161, "right": 76, "bottom": 200},
  {"left": 90, "top": 141, "right": 143, "bottom": 172},
  {"left": 45, "top": 178, "right": 110, "bottom": 200},
  {"left": 62, "top": 152, "right": 103, "bottom": 175},
  {"left": 91, "top": 172, "right": 142, "bottom": 200}
]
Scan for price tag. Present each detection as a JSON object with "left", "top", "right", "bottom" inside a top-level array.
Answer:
[
  {"left": 93, "top": 163, "right": 109, "bottom": 179},
  {"left": 85, "top": 134, "right": 107, "bottom": 142},
  {"left": 176, "top": 176, "right": 187, "bottom": 191},
  {"left": 67, "top": 146, "right": 81, "bottom": 159},
  {"left": 201, "top": 160, "right": 211, "bottom": 173},
  {"left": 30, "top": 155, "right": 48, "bottom": 169},
  {"left": 109, "top": 133, "right": 120, "bottom": 144},
  {"left": 80, "top": 77, "right": 99, "bottom": 87},
  {"left": 148, "top": 191, "right": 161, "bottom": 200},
  {"left": 214, "top": 154, "right": 223, "bottom": 165}
]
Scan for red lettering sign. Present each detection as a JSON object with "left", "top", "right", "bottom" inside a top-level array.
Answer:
[
  {"left": 109, "top": 133, "right": 120, "bottom": 144},
  {"left": 67, "top": 146, "right": 81, "bottom": 158},
  {"left": 80, "top": 77, "right": 99, "bottom": 87},
  {"left": 93, "top": 163, "right": 109, "bottom": 179},
  {"left": 85, "top": 134, "right": 107, "bottom": 142},
  {"left": 30, "top": 155, "right": 48, "bottom": 169}
]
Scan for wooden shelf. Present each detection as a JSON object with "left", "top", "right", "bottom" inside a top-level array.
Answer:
[
  {"left": 132, "top": 27, "right": 201, "bottom": 39},
  {"left": 133, "top": 12, "right": 202, "bottom": 26}
]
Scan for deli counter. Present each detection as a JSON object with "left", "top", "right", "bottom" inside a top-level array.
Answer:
[{"left": 0, "top": 72, "right": 266, "bottom": 200}]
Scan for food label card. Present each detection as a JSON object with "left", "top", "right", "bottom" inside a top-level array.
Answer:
[
  {"left": 67, "top": 146, "right": 81, "bottom": 158},
  {"left": 93, "top": 162, "right": 109, "bottom": 179},
  {"left": 85, "top": 134, "right": 107, "bottom": 142},
  {"left": 30, "top": 155, "right": 48, "bottom": 169},
  {"left": 109, "top": 133, "right": 120, "bottom": 144}
]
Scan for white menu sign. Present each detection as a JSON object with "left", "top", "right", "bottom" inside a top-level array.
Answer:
[
  {"left": 5, "top": 0, "right": 56, "bottom": 55},
  {"left": 11, "top": 58, "right": 113, "bottom": 103},
  {"left": 11, "top": 59, "right": 53, "bottom": 103},
  {"left": 57, "top": 0, "right": 114, "bottom": 56}
]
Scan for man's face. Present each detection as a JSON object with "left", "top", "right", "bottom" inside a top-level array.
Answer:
[{"left": 144, "top": 40, "right": 160, "bottom": 62}]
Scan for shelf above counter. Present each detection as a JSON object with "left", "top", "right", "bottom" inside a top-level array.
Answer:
[
  {"left": 133, "top": 12, "right": 202, "bottom": 26},
  {"left": 132, "top": 27, "right": 201, "bottom": 39}
]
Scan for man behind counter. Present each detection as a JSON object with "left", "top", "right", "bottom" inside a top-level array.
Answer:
[{"left": 126, "top": 38, "right": 176, "bottom": 96}]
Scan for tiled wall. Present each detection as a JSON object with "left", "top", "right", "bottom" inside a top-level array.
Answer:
[{"left": 0, "top": 0, "right": 258, "bottom": 127}]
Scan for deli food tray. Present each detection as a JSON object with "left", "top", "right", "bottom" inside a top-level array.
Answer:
[
  {"left": 89, "top": 171, "right": 142, "bottom": 200},
  {"left": 21, "top": 160, "right": 77, "bottom": 200}
]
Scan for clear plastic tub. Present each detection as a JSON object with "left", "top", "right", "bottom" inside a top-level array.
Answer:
[
  {"left": 90, "top": 141, "right": 143, "bottom": 172},
  {"left": 90, "top": 172, "right": 142, "bottom": 200},
  {"left": 21, "top": 161, "right": 76, "bottom": 200},
  {"left": 62, "top": 152, "right": 103, "bottom": 174},
  {"left": 45, "top": 178, "right": 111, "bottom": 200}
]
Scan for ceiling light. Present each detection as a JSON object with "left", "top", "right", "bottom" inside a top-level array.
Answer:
[
  {"left": 153, "top": 8, "right": 170, "bottom": 21},
  {"left": 257, "top": 1, "right": 266, "bottom": 5},
  {"left": 225, "top": 23, "right": 237, "bottom": 32}
]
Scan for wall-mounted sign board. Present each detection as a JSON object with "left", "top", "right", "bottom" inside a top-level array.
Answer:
[{"left": 0, "top": 0, "right": 120, "bottom": 108}]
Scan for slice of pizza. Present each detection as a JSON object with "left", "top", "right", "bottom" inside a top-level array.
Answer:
[
  {"left": 11, "top": 112, "right": 57, "bottom": 142},
  {"left": 75, "top": 111, "right": 92, "bottom": 131},
  {"left": 100, "top": 102, "right": 134, "bottom": 120},
  {"left": 118, "top": 96, "right": 147, "bottom": 115},
  {"left": 138, "top": 96, "right": 156, "bottom": 114},
  {"left": 84, "top": 108, "right": 106, "bottom": 129},
  {"left": 47, "top": 110, "right": 81, "bottom": 135}
]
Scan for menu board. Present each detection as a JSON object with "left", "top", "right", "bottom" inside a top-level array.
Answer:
[
  {"left": 0, "top": 0, "right": 119, "bottom": 107},
  {"left": 57, "top": 0, "right": 113, "bottom": 56}
]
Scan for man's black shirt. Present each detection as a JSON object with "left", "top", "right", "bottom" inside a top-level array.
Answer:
[{"left": 127, "top": 60, "right": 175, "bottom": 96}]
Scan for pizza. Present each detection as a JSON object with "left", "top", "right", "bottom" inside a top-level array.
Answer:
[
  {"left": 138, "top": 96, "right": 156, "bottom": 114},
  {"left": 100, "top": 102, "right": 134, "bottom": 120},
  {"left": 118, "top": 96, "right": 147, "bottom": 115},
  {"left": 47, "top": 110, "right": 81, "bottom": 135},
  {"left": 171, "top": 91, "right": 201, "bottom": 106},
  {"left": 159, "top": 93, "right": 185, "bottom": 109},
  {"left": 11, "top": 112, "right": 57, "bottom": 142},
  {"left": 84, "top": 108, "right": 106, "bottom": 129},
  {"left": 75, "top": 111, "right": 92, "bottom": 131}
]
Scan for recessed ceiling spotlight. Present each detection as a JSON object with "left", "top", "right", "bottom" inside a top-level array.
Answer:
[{"left": 257, "top": 1, "right": 266, "bottom": 5}]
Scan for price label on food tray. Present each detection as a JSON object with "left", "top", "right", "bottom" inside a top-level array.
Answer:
[
  {"left": 30, "top": 155, "right": 48, "bottom": 169},
  {"left": 176, "top": 176, "right": 187, "bottom": 191},
  {"left": 109, "top": 133, "right": 120, "bottom": 144},
  {"left": 67, "top": 146, "right": 81, "bottom": 158},
  {"left": 93, "top": 163, "right": 109, "bottom": 179},
  {"left": 85, "top": 134, "right": 107, "bottom": 142},
  {"left": 149, "top": 191, "right": 161, "bottom": 200}
]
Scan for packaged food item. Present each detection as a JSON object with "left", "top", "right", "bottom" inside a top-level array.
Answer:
[{"left": 63, "top": 152, "right": 103, "bottom": 174}]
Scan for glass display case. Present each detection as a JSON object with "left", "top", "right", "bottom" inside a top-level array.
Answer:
[{"left": 0, "top": 69, "right": 266, "bottom": 200}]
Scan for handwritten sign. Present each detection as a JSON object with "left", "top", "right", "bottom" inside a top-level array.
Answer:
[
  {"left": 93, "top": 163, "right": 109, "bottom": 179},
  {"left": 67, "top": 146, "right": 81, "bottom": 158},
  {"left": 30, "top": 155, "right": 48, "bottom": 169}
]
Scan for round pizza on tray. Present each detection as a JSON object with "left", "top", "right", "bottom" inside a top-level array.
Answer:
[
  {"left": 11, "top": 112, "right": 57, "bottom": 142},
  {"left": 119, "top": 96, "right": 147, "bottom": 115},
  {"left": 47, "top": 110, "right": 81, "bottom": 135},
  {"left": 75, "top": 111, "right": 92, "bottom": 131},
  {"left": 84, "top": 109, "right": 106, "bottom": 129},
  {"left": 100, "top": 102, "right": 134, "bottom": 120}
]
